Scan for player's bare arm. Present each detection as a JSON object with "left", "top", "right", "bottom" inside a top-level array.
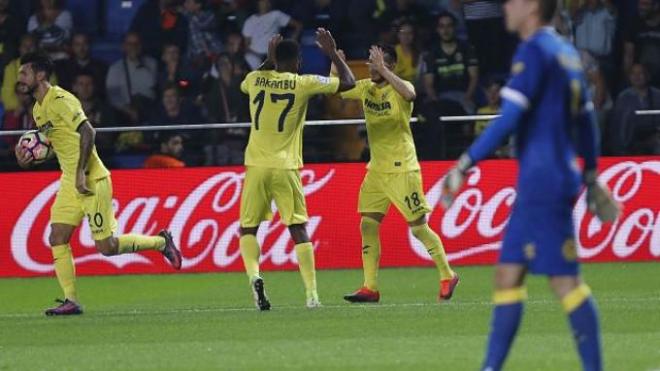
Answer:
[
  {"left": 368, "top": 46, "right": 416, "bottom": 101},
  {"left": 316, "top": 28, "right": 355, "bottom": 92},
  {"left": 76, "top": 120, "right": 95, "bottom": 195}
]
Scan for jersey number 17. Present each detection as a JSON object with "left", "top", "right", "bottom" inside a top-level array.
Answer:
[{"left": 252, "top": 90, "right": 295, "bottom": 132}]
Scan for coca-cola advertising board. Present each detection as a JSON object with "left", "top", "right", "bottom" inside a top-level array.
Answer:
[{"left": 1, "top": 157, "right": 659, "bottom": 278}]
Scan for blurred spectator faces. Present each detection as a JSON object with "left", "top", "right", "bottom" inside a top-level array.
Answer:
[
  {"left": 437, "top": 14, "right": 456, "bottom": 42},
  {"left": 72, "top": 74, "right": 95, "bottom": 101},
  {"left": 162, "top": 85, "right": 181, "bottom": 114},
  {"left": 71, "top": 33, "right": 90, "bottom": 60},
  {"left": 629, "top": 63, "right": 650, "bottom": 90},
  {"left": 123, "top": 33, "right": 142, "bottom": 60}
]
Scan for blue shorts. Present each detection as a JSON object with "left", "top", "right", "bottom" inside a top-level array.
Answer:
[{"left": 499, "top": 202, "right": 579, "bottom": 276}]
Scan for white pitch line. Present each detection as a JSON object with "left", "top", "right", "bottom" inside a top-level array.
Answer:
[{"left": 1, "top": 296, "right": 658, "bottom": 320}]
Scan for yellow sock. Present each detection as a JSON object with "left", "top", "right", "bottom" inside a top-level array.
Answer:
[
  {"left": 240, "top": 235, "right": 261, "bottom": 281},
  {"left": 117, "top": 234, "right": 166, "bottom": 254},
  {"left": 295, "top": 242, "right": 317, "bottom": 297},
  {"left": 52, "top": 244, "right": 77, "bottom": 301},
  {"left": 411, "top": 224, "right": 454, "bottom": 280},
  {"left": 360, "top": 217, "right": 381, "bottom": 291}
]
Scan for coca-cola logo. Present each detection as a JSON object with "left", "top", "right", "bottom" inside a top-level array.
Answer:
[
  {"left": 4, "top": 158, "right": 659, "bottom": 277},
  {"left": 10, "top": 169, "right": 335, "bottom": 273}
]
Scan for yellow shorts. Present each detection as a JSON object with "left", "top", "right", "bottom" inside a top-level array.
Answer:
[
  {"left": 358, "top": 170, "right": 431, "bottom": 222},
  {"left": 240, "top": 166, "right": 308, "bottom": 227},
  {"left": 50, "top": 176, "right": 118, "bottom": 240}
]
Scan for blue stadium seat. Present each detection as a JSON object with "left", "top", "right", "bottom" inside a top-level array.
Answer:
[
  {"left": 112, "top": 154, "right": 149, "bottom": 169},
  {"left": 105, "top": 0, "right": 148, "bottom": 41},
  {"left": 66, "top": 0, "right": 100, "bottom": 35},
  {"left": 300, "top": 29, "right": 330, "bottom": 75}
]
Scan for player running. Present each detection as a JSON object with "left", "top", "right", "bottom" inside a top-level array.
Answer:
[
  {"left": 238, "top": 29, "right": 355, "bottom": 310},
  {"left": 332, "top": 45, "right": 458, "bottom": 304},
  {"left": 14, "top": 52, "right": 182, "bottom": 316},
  {"left": 441, "top": 0, "right": 620, "bottom": 370}
]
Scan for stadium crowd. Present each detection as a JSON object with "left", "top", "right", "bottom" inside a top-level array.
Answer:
[{"left": 0, "top": 0, "right": 658, "bottom": 170}]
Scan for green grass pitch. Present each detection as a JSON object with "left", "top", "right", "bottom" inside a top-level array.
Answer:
[{"left": 1, "top": 263, "right": 659, "bottom": 370}]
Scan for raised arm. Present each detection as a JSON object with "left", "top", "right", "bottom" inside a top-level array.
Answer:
[
  {"left": 368, "top": 46, "right": 416, "bottom": 101},
  {"left": 316, "top": 28, "right": 355, "bottom": 92},
  {"left": 257, "top": 34, "right": 282, "bottom": 71}
]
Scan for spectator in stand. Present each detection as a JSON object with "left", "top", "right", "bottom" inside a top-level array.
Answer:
[
  {"left": 474, "top": 79, "right": 503, "bottom": 136},
  {"left": 225, "top": 32, "right": 251, "bottom": 76},
  {"left": 144, "top": 132, "right": 186, "bottom": 168},
  {"left": 1, "top": 34, "right": 57, "bottom": 112},
  {"left": 580, "top": 50, "right": 612, "bottom": 131},
  {"left": 182, "top": 0, "right": 223, "bottom": 66},
  {"left": 71, "top": 73, "right": 117, "bottom": 155},
  {"left": 624, "top": 0, "right": 660, "bottom": 87},
  {"left": 291, "top": 0, "right": 346, "bottom": 31},
  {"left": 2, "top": 83, "right": 35, "bottom": 149},
  {"left": 55, "top": 33, "right": 108, "bottom": 94},
  {"left": 573, "top": 0, "right": 616, "bottom": 61},
  {"left": 106, "top": 32, "right": 158, "bottom": 124},
  {"left": 0, "top": 0, "right": 23, "bottom": 82},
  {"left": 27, "top": 0, "right": 72, "bottom": 61},
  {"left": 393, "top": 19, "right": 420, "bottom": 83},
  {"left": 157, "top": 43, "right": 201, "bottom": 98},
  {"left": 241, "top": 0, "right": 302, "bottom": 69},
  {"left": 461, "top": 0, "right": 512, "bottom": 76},
  {"left": 216, "top": 0, "right": 251, "bottom": 35},
  {"left": 200, "top": 53, "right": 248, "bottom": 165},
  {"left": 130, "top": 0, "right": 188, "bottom": 59},
  {"left": 150, "top": 82, "right": 204, "bottom": 125},
  {"left": 610, "top": 64, "right": 660, "bottom": 155},
  {"left": 422, "top": 12, "right": 479, "bottom": 114}
]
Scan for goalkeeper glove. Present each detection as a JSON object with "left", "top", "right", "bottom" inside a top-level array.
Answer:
[
  {"left": 584, "top": 169, "right": 621, "bottom": 223},
  {"left": 441, "top": 153, "right": 472, "bottom": 209}
]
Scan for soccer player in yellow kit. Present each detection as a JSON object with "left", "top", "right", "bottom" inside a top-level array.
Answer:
[
  {"left": 238, "top": 30, "right": 355, "bottom": 310},
  {"left": 14, "top": 52, "right": 182, "bottom": 316},
  {"left": 334, "top": 45, "right": 459, "bottom": 303}
]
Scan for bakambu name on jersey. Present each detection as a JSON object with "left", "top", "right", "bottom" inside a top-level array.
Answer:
[
  {"left": 253, "top": 77, "right": 297, "bottom": 90},
  {"left": 364, "top": 98, "right": 391, "bottom": 112}
]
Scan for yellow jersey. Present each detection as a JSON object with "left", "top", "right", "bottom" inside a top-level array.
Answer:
[
  {"left": 240, "top": 70, "right": 340, "bottom": 169},
  {"left": 33, "top": 86, "right": 109, "bottom": 186},
  {"left": 341, "top": 79, "right": 420, "bottom": 173},
  {"left": 393, "top": 44, "right": 417, "bottom": 82},
  {"left": 475, "top": 105, "right": 499, "bottom": 135}
]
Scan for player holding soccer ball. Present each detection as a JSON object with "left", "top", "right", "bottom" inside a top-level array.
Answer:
[
  {"left": 14, "top": 52, "right": 182, "bottom": 316},
  {"left": 238, "top": 30, "right": 355, "bottom": 310},
  {"left": 332, "top": 45, "right": 458, "bottom": 304},
  {"left": 441, "top": 0, "right": 620, "bottom": 370}
]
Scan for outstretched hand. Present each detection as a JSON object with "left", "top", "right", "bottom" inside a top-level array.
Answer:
[
  {"left": 329, "top": 49, "right": 346, "bottom": 75},
  {"left": 366, "top": 45, "right": 387, "bottom": 73},
  {"left": 315, "top": 28, "right": 337, "bottom": 56},
  {"left": 267, "top": 34, "right": 283, "bottom": 62}
]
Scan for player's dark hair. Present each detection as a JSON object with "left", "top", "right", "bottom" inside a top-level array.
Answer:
[
  {"left": 377, "top": 44, "right": 397, "bottom": 66},
  {"left": 20, "top": 51, "right": 54, "bottom": 80},
  {"left": 538, "top": 0, "right": 558, "bottom": 23},
  {"left": 275, "top": 40, "right": 300, "bottom": 64}
]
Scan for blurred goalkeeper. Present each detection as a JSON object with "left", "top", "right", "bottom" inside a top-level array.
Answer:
[
  {"left": 15, "top": 52, "right": 182, "bottom": 316},
  {"left": 440, "top": 0, "right": 620, "bottom": 370}
]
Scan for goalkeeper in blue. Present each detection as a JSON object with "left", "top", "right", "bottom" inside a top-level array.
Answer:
[{"left": 441, "top": 0, "right": 621, "bottom": 370}]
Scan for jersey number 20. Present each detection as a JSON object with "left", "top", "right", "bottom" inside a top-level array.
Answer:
[{"left": 252, "top": 90, "right": 295, "bottom": 132}]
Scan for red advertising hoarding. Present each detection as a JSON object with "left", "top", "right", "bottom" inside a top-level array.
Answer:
[{"left": 1, "top": 157, "right": 659, "bottom": 277}]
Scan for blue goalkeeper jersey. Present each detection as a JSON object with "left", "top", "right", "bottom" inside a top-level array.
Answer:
[{"left": 467, "top": 27, "right": 598, "bottom": 205}]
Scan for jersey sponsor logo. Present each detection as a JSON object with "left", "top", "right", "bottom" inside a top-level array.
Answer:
[
  {"left": 253, "top": 77, "right": 297, "bottom": 90},
  {"left": 364, "top": 98, "right": 391, "bottom": 111},
  {"left": 314, "top": 75, "right": 331, "bottom": 85}
]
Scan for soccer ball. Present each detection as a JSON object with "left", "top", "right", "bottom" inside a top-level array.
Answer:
[{"left": 19, "top": 130, "right": 53, "bottom": 164}]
